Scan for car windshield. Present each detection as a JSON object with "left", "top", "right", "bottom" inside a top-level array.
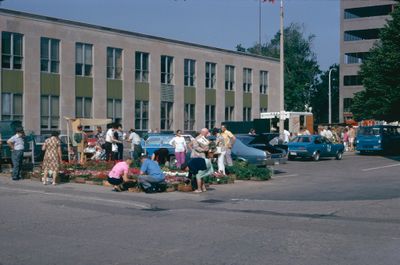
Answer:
[
  {"left": 358, "top": 127, "right": 381, "bottom": 136},
  {"left": 236, "top": 136, "right": 255, "bottom": 146},
  {"left": 292, "top": 136, "right": 312, "bottom": 143}
]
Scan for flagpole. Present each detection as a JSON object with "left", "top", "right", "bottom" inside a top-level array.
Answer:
[
  {"left": 279, "top": 0, "right": 285, "bottom": 138},
  {"left": 259, "top": 0, "right": 262, "bottom": 54}
]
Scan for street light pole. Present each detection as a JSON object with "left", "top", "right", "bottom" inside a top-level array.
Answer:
[
  {"left": 279, "top": 0, "right": 285, "bottom": 138},
  {"left": 328, "top": 68, "right": 335, "bottom": 124}
]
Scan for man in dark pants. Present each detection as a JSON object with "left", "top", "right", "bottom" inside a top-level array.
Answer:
[{"left": 7, "top": 128, "right": 25, "bottom": 181}]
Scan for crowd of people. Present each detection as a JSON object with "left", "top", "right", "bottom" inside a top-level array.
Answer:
[
  {"left": 4, "top": 122, "right": 356, "bottom": 191},
  {"left": 106, "top": 125, "right": 237, "bottom": 193}
]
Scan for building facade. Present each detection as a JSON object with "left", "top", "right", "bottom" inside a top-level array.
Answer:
[
  {"left": 339, "top": 0, "right": 396, "bottom": 122},
  {"left": 0, "top": 8, "right": 280, "bottom": 134}
]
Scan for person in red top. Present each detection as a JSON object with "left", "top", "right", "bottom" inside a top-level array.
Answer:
[{"left": 107, "top": 158, "right": 133, "bottom": 192}]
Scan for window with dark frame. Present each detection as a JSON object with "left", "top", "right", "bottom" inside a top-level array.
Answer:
[
  {"left": 76, "top": 43, "right": 93, "bottom": 76},
  {"left": 243, "top": 68, "right": 252, "bottom": 93},
  {"left": 41, "top": 37, "right": 60, "bottom": 73},
  {"left": 161, "top": 55, "right": 174, "bottom": 85},
  {"left": 160, "top": 101, "right": 173, "bottom": 130},
  {"left": 1, "top": 93, "right": 23, "bottom": 121},
  {"left": 2, "top": 32, "right": 23, "bottom": 70},
  {"left": 135, "top": 52, "right": 149, "bottom": 82},
  {"left": 184, "top": 59, "right": 196, "bottom": 87},
  {"left": 205, "top": 105, "right": 216, "bottom": 129},
  {"left": 205, "top": 62, "right": 216, "bottom": 89},
  {"left": 260, "top": 71, "right": 269, "bottom": 94},
  {"left": 135, "top": 100, "right": 149, "bottom": 130},
  {"left": 184, "top": 103, "right": 195, "bottom": 131},
  {"left": 225, "top": 65, "right": 235, "bottom": 91},
  {"left": 107, "top": 47, "right": 122, "bottom": 79}
]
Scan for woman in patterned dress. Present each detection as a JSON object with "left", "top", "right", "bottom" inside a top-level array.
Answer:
[{"left": 42, "top": 131, "right": 62, "bottom": 185}]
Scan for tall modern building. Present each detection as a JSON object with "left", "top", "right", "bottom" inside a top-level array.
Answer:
[
  {"left": 0, "top": 9, "right": 280, "bottom": 134},
  {"left": 339, "top": 0, "right": 396, "bottom": 122}
]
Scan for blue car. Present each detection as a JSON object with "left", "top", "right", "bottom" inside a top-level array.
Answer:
[
  {"left": 287, "top": 135, "right": 345, "bottom": 161},
  {"left": 142, "top": 134, "right": 195, "bottom": 157},
  {"left": 356, "top": 125, "right": 400, "bottom": 154}
]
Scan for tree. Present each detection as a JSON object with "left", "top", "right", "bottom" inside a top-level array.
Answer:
[
  {"left": 351, "top": 1, "right": 400, "bottom": 122},
  {"left": 310, "top": 64, "right": 340, "bottom": 124},
  {"left": 237, "top": 23, "right": 321, "bottom": 111}
]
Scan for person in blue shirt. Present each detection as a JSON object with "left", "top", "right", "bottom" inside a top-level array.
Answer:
[
  {"left": 7, "top": 128, "right": 25, "bottom": 181},
  {"left": 138, "top": 154, "right": 165, "bottom": 190}
]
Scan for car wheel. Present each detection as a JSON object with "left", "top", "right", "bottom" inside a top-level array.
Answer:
[
  {"left": 288, "top": 155, "right": 295, "bottom": 161},
  {"left": 312, "top": 151, "right": 320, "bottom": 161},
  {"left": 335, "top": 151, "right": 343, "bottom": 160}
]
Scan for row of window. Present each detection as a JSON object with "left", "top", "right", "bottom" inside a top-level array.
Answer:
[
  {"left": 344, "top": 29, "right": 380, "bottom": 42},
  {"left": 1, "top": 92, "right": 266, "bottom": 131},
  {"left": 1, "top": 31, "right": 270, "bottom": 94},
  {"left": 343, "top": 75, "right": 363, "bottom": 86},
  {"left": 344, "top": 52, "right": 370, "bottom": 64},
  {"left": 344, "top": 5, "right": 393, "bottom": 20}
]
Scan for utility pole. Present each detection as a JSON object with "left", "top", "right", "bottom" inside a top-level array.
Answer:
[
  {"left": 328, "top": 68, "right": 335, "bottom": 124},
  {"left": 279, "top": 0, "right": 285, "bottom": 138}
]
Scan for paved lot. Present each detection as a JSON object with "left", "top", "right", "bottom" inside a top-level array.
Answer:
[{"left": 1, "top": 153, "right": 400, "bottom": 265}]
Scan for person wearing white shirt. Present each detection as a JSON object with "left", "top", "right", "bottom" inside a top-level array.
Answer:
[
  {"left": 7, "top": 128, "right": 25, "bottom": 180},
  {"left": 169, "top": 130, "right": 187, "bottom": 168},
  {"left": 128, "top": 129, "right": 142, "bottom": 160},
  {"left": 283, "top": 129, "right": 291, "bottom": 144},
  {"left": 104, "top": 125, "right": 117, "bottom": 161}
]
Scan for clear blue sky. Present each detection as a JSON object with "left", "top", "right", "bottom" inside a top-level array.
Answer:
[{"left": 1, "top": 0, "right": 339, "bottom": 71}]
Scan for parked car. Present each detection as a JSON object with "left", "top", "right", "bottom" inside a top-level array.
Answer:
[
  {"left": 356, "top": 125, "right": 400, "bottom": 154},
  {"left": 32, "top": 134, "right": 71, "bottom": 163},
  {"left": 233, "top": 134, "right": 287, "bottom": 166},
  {"left": 287, "top": 135, "right": 345, "bottom": 161},
  {"left": 142, "top": 134, "right": 195, "bottom": 157},
  {"left": 230, "top": 137, "right": 269, "bottom": 166},
  {"left": 0, "top": 120, "right": 34, "bottom": 163}
]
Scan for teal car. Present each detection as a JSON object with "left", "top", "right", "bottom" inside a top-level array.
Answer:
[{"left": 287, "top": 135, "right": 345, "bottom": 161}]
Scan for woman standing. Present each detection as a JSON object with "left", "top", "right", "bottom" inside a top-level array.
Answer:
[
  {"left": 214, "top": 128, "right": 227, "bottom": 175},
  {"left": 42, "top": 131, "right": 62, "bottom": 185},
  {"left": 169, "top": 130, "right": 187, "bottom": 168}
]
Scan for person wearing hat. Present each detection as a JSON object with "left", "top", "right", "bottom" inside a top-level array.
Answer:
[{"left": 7, "top": 128, "right": 25, "bottom": 181}]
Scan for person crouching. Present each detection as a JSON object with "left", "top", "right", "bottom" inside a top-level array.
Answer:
[
  {"left": 181, "top": 151, "right": 214, "bottom": 193},
  {"left": 107, "top": 158, "right": 133, "bottom": 192},
  {"left": 138, "top": 154, "right": 165, "bottom": 191}
]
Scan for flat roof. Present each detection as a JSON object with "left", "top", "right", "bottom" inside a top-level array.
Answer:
[{"left": 0, "top": 8, "right": 279, "bottom": 63}]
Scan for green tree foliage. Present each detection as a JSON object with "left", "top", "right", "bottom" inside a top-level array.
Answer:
[
  {"left": 352, "top": 2, "right": 400, "bottom": 122},
  {"left": 310, "top": 64, "right": 339, "bottom": 124},
  {"left": 237, "top": 23, "right": 320, "bottom": 111}
]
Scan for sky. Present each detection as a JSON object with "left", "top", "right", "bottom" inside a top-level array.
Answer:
[{"left": 0, "top": 0, "right": 340, "bottom": 71}]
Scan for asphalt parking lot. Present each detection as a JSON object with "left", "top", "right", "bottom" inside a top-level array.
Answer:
[{"left": 1, "top": 152, "right": 400, "bottom": 265}]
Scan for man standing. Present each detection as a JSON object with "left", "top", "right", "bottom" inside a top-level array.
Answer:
[
  {"left": 104, "top": 124, "right": 117, "bottom": 161},
  {"left": 138, "top": 155, "right": 165, "bottom": 191},
  {"left": 220, "top": 125, "right": 236, "bottom": 166},
  {"left": 127, "top": 128, "right": 142, "bottom": 160},
  {"left": 7, "top": 128, "right": 25, "bottom": 181}
]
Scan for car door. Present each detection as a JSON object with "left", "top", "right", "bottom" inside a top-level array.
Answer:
[
  {"left": 314, "top": 136, "right": 327, "bottom": 156},
  {"left": 322, "top": 137, "right": 334, "bottom": 156}
]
